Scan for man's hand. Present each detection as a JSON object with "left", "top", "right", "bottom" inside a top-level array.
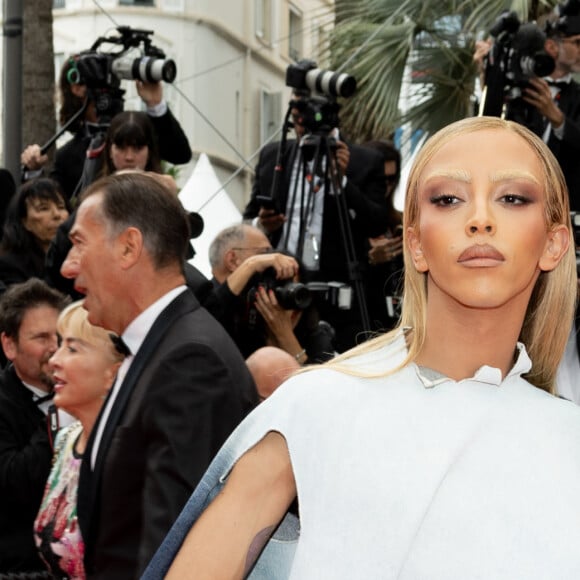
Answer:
[
  {"left": 136, "top": 80, "right": 163, "bottom": 108},
  {"left": 523, "top": 77, "right": 565, "bottom": 128},
  {"left": 258, "top": 207, "right": 286, "bottom": 234},
  {"left": 227, "top": 253, "right": 298, "bottom": 296},
  {"left": 334, "top": 140, "right": 350, "bottom": 175},
  {"left": 368, "top": 234, "right": 404, "bottom": 265},
  {"left": 246, "top": 253, "right": 298, "bottom": 280},
  {"left": 21, "top": 144, "right": 48, "bottom": 171}
]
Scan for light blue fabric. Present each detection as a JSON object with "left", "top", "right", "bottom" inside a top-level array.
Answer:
[{"left": 141, "top": 412, "right": 299, "bottom": 579}]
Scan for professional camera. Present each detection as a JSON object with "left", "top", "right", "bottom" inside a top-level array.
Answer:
[
  {"left": 480, "top": 11, "right": 555, "bottom": 117},
  {"left": 73, "top": 26, "right": 176, "bottom": 88},
  {"left": 246, "top": 267, "right": 312, "bottom": 311},
  {"left": 285, "top": 59, "right": 356, "bottom": 135},
  {"left": 69, "top": 26, "right": 176, "bottom": 122}
]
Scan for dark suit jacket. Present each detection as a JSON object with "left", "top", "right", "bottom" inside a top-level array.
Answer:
[
  {"left": 0, "top": 364, "right": 52, "bottom": 573},
  {"left": 78, "top": 290, "right": 257, "bottom": 579},
  {"left": 243, "top": 139, "right": 389, "bottom": 281},
  {"left": 0, "top": 248, "right": 45, "bottom": 291}
]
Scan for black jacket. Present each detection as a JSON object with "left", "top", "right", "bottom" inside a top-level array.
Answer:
[
  {"left": 51, "top": 106, "right": 192, "bottom": 200},
  {"left": 78, "top": 290, "right": 257, "bottom": 579},
  {"left": 243, "top": 139, "right": 389, "bottom": 281},
  {"left": 0, "top": 364, "right": 52, "bottom": 574}
]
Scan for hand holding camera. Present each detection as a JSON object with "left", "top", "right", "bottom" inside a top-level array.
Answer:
[
  {"left": 258, "top": 207, "right": 286, "bottom": 234},
  {"left": 368, "top": 232, "right": 404, "bottom": 265},
  {"left": 523, "top": 77, "right": 566, "bottom": 127},
  {"left": 226, "top": 252, "right": 299, "bottom": 297}
]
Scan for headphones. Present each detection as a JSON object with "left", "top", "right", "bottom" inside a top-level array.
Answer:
[{"left": 66, "top": 56, "right": 81, "bottom": 85}]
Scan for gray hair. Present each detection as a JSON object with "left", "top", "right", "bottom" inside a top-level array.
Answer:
[{"left": 208, "top": 224, "right": 249, "bottom": 268}]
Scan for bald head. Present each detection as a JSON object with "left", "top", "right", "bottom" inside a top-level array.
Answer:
[{"left": 245, "top": 346, "right": 301, "bottom": 400}]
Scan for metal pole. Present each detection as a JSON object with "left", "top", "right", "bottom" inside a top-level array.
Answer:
[{"left": 2, "top": 0, "right": 23, "bottom": 182}]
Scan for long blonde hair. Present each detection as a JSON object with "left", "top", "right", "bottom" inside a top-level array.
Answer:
[{"left": 325, "top": 117, "right": 577, "bottom": 393}]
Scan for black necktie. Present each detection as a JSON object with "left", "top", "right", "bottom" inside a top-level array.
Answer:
[
  {"left": 34, "top": 392, "right": 54, "bottom": 406},
  {"left": 547, "top": 80, "right": 569, "bottom": 90},
  {"left": 109, "top": 333, "right": 131, "bottom": 357}
]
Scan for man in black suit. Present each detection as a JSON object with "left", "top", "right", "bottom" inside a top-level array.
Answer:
[
  {"left": 0, "top": 278, "right": 69, "bottom": 574},
  {"left": 243, "top": 97, "right": 389, "bottom": 351},
  {"left": 61, "top": 172, "right": 257, "bottom": 579}
]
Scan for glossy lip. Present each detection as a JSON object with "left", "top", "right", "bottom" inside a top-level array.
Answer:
[
  {"left": 457, "top": 244, "right": 505, "bottom": 267},
  {"left": 52, "top": 374, "right": 66, "bottom": 391}
]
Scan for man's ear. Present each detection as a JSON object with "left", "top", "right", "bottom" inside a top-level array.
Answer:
[
  {"left": 1, "top": 332, "right": 16, "bottom": 362},
  {"left": 224, "top": 249, "right": 239, "bottom": 273},
  {"left": 117, "top": 227, "right": 144, "bottom": 269},
  {"left": 544, "top": 38, "right": 559, "bottom": 60},
  {"left": 406, "top": 226, "right": 428, "bottom": 272},
  {"left": 539, "top": 224, "right": 570, "bottom": 272}
]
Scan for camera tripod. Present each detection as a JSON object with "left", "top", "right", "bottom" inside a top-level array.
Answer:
[{"left": 273, "top": 130, "right": 372, "bottom": 335}]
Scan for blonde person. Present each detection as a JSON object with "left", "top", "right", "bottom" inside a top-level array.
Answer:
[
  {"left": 33, "top": 302, "right": 123, "bottom": 579},
  {"left": 144, "top": 117, "right": 580, "bottom": 579}
]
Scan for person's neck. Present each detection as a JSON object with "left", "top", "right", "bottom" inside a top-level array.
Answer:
[
  {"left": 73, "top": 405, "right": 101, "bottom": 455},
  {"left": 114, "top": 271, "right": 186, "bottom": 335},
  {"left": 416, "top": 294, "right": 527, "bottom": 381},
  {"left": 549, "top": 66, "right": 569, "bottom": 81}
]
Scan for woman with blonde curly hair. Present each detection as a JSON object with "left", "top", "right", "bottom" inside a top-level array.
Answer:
[{"left": 144, "top": 117, "right": 580, "bottom": 580}]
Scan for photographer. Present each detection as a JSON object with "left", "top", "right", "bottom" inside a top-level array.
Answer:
[
  {"left": 243, "top": 63, "right": 389, "bottom": 352},
  {"left": 21, "top": 47, "right": 191, "bottom": 200},
  {"left": 475, "top": 1, "right": 580, "bottom": 210},
  {"left": 205, "top": 224, "right": 335, "bottom": 364}
]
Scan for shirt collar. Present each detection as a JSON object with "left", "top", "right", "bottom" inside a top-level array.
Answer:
[
  {"left": 121, "top": 286, "right": 187, "bottom": 356},
  {"left": 546, "top": 74, "right": 572, "bottom": 85},
  {"left": 414, "top": 342, "right": 532, "bottom": 389}
]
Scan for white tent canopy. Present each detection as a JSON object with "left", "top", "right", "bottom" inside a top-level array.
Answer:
[{"left": 179, "top": 154, "right": 242, "bottom": 279}]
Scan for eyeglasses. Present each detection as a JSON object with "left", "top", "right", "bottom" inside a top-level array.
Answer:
[
  {"left": 231, "top": 247, "right": 272, "bottom": 254},
  {"left": 560, "top": 37, "right": 580, "bottom": 48}
]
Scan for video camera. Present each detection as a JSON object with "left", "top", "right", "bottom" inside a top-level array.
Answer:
[
  {"left": 69, "top": 26, "right": 176, "bottom": 122},
  {"left": 285, "top": 59, "right": 356, "bottom": 135},
  {"left": 480, "top": 11, "right": 555, "bottom": 117}
]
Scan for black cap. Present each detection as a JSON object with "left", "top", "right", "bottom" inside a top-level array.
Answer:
[{"left": 547, "top": 0, "right": 580, "bottom": 37}]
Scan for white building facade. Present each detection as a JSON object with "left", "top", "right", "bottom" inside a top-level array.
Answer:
[{"left": 48, "top": 0, "right": 335, "bottom": 209}]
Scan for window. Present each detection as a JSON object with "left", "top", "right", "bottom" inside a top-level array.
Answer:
[
  {"left": 53, "top": 0, "right": 66, "bottom": 8},
  {"left": 255, "top": 0, "right": 272, "bottom": 44},
  {"left": 289, "top": 5, "right": 303, "bottom": 62},
  {"left": 161, "top": 0, "right": 184, "bottom": 10},
  {"left": 119, "top": 0, "right": 155, "bottom": 6},
  {"left": 260, "top": 89, "right": 282, "bottom": 145}
]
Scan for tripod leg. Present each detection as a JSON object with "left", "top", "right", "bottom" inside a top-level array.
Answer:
[{"left": 324, "top": 139, "right": 372, "bottom": 336}]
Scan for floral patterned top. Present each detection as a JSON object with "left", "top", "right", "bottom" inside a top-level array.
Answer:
[{"left": 34, "top": 421, "right": 85, "bottom": 579}]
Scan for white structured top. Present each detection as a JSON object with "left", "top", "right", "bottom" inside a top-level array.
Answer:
[{"left": 233, "top": 334, "right": 580, "bottom": 579}]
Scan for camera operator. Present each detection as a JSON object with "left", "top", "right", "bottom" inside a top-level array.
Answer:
[
  {"left": 243, "top": 70, "right": 389, "bottom": 352},
  {"left": 21, "top": 56, "right": 192, "bottom": 200},
  {"left": 475, "top": 1, "right": 580, "bottom": 210},
  {"left": 204, "top": 224, "right": 336, "bottom": 364}
]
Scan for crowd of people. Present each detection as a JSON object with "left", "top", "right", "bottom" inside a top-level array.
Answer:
[{"left": 0, "top": 1, "right": 580, "bottom": 578}]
